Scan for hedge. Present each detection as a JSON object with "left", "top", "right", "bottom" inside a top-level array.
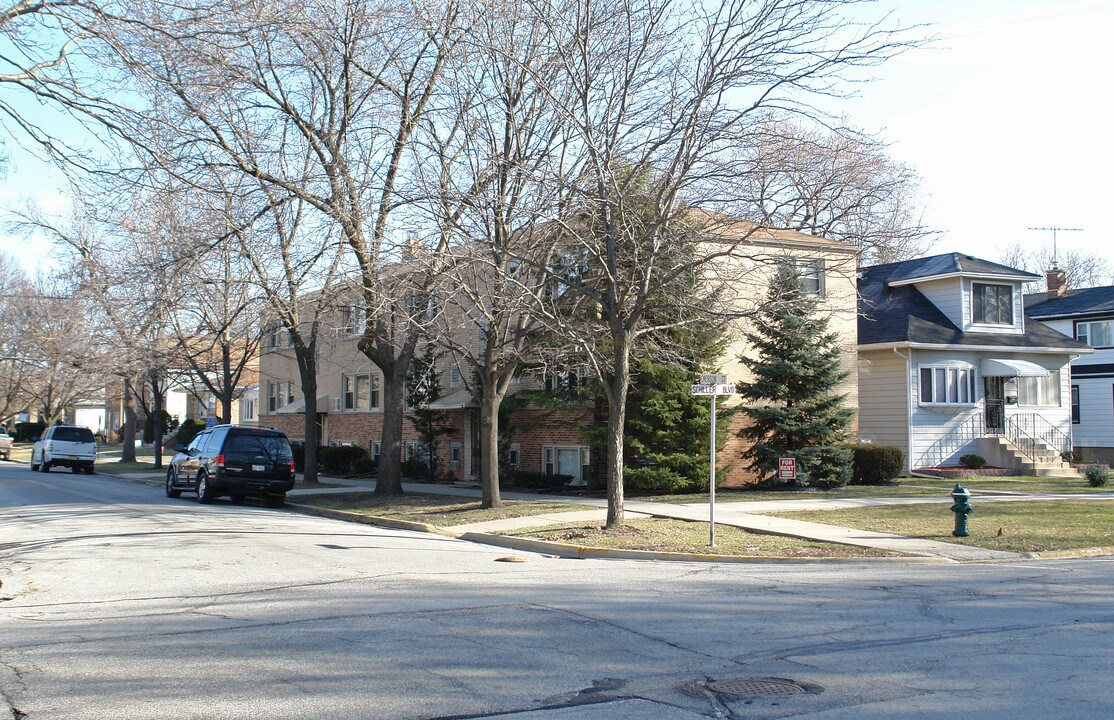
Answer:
[{"left": 847, "top": 444, "right": 905, "bottom": 485}]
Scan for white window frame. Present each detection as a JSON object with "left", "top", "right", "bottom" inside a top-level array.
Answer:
[
  {"left": 1016, "top": 370, "right": 1061, "bottom": 407},
  {"left": 918, "top": 365, "right": 977, "bottom": 407},
  {"left": 795, "top": 258, "right": 825, "bottom": 296},
  {"left": 543, "top": 445, "right": 590, "bottom": 480},
  {"left": 341, "top": 373, "right": 380, "bottom": 410},
  {"left": 972, "top": 283, "right": 1014, "bottom": 326},
  {"left": 242, "top": 397, "right": 257, "bottom": 421},
  {"left": 450, "top": 441, "right": 462, "bottom": 469},
  {"left": 507, "top": 443, "right": 520, "bottom": 469},
  {"left": 267, "top": 381, "right": 293, "bottom": 412},
  {"left": 1075, "top": 319, "right": 1114, "bottom": 348}
]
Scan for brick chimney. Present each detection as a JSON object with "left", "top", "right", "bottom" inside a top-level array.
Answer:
[{"left": 1046, "top": 265, "right": 1067, "bottom": 298}]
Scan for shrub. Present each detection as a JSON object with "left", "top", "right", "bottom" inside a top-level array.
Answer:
[
  {"left": 353, "top": 457, "right": 377, "bottom": 477},
  {"left": 14, "top": 421, "right": 46, "bottom": 443},
  {"left": 847, "top": 444, "right": 905, "bottom": 485},
  {"left": 1063, "top": 450, "right": 1084, "bottom": 464},
  {"left": 1085, "top": 465, "right": 1110, "bottom": 488},
  {"left": 960, "top": 453, "right": 987, "bottom": 469},
  {"left": 318, "top": 445, "right": 367, "bottom": 474},
  {"left": 624, "top": 465, "right": 707, "bottom": 495},
  {"left": 400, "top": 457, "right": 429, "bottom": 478},
  {"left": 176, "top": 419, "right": 206, "bottom": 448},
  {"left": 503, "top": 470, "right": 572, "bottom": 490}
]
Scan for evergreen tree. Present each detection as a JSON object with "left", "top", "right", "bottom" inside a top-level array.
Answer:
[
  {"left": 405, "top": 345, "right": 452, "bottom": 480},
  {"left": 737, "top": 265, "right": 856, "bottom": 488}
]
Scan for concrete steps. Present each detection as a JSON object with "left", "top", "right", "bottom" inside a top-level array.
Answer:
[{"left": 978, "top": 436, "right": 1079, "bottom": 477}]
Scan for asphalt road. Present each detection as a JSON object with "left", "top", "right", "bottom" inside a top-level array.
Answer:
[{"left": 2, "top": 460, "right": 1113, "bottom": 719}]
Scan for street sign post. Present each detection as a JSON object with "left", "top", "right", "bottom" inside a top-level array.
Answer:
[{"left": 692, "top": 378, "right": 735, "bottom": 546}]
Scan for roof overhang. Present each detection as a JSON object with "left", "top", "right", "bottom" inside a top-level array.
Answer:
[
  {"left": 859, "top": 342, "right": 1093, "bottom": 354},
  {"left": 887, "top": 272, "right": 1036, "bottom": 288},
  {"left": 428, "top": 388, "right": 475, "bottom": 410},
  {"left": 981, "top": 358, "right": 1049, "bottom": 377},
  {"left": 276, "top": 395, "right": 331, "bottom": 414}
]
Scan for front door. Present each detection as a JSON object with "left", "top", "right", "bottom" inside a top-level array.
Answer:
[{"left": 984, "top": 377, "right": 1006, "bottom": 433}]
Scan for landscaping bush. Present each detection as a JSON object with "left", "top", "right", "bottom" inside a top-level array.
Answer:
[
  {"left": 960, "top": 453, "right": 987, "bottom": 469},
  {"left": 624, "top": 465, "right": 707, "bottom": 495},
  {"left": 353, "top": 457, "right": 377, "bottom": 477},
  {"left": 1085, "top": 465, "right": 1110, "bottom": 488},
  {"left": 503, "top": 470, "right": 572, "bottom": 490},
  {"left": 14, "top": 421, "right": 46, "bottom": 443},
  {"left": 176, "top": 419, "right": 206, "bottom": 448},
  {"left": 318, "top": 445, "right": 367, "bottom": 474},
  {"left": 400, "top": 457, "right": 430, "bottom": 479},
  {"left": 847, "top": 444, "right": 905, "bottom": 485}
]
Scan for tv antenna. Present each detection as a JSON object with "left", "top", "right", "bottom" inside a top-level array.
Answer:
[{"left": 1028, "top": 226, "right": 1083, "bottom": 266}]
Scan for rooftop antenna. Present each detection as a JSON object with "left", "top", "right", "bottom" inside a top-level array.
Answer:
[{"left": 1028, "top": 226, "right": 1083, "bottom": 267}]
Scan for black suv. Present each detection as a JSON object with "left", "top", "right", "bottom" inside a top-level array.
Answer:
[{"left": 166, "top": 425, "right": 295, "bottom": 508}]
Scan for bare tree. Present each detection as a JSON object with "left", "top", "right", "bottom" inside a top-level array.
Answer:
[
  {"left": 524, "top": 0, "right": 916, "bottom": 527},
  {"left": 998, "top": 241, "right": 1112, "bottom": 292},
  {"left": 739, "top": 122, "right": 935, "bottom": 264}
]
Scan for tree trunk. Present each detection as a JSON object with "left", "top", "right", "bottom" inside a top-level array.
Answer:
[
  {"left": 605, "top": 338, "right": 631, "bottom": 528},
  {"left": 220, "top": 342, "right": 233, "bottom": 425},
  {"left": 478, "top": 379, "right": 503, "bottom": 509},
  {"left": 150, "top": 371, "right": 164, "bottom": 470},
  {"left": 374, "top": 368, "right": 406, "bottom": 497},
  {"left": 297, "top": 353, "right": 319, "bottom": 485},
  {"left": 121, "top": 377, "right": 137, "bottom": 463}
]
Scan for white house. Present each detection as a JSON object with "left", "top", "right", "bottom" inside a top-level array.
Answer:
[
  {"left": 857, "top": 254, "right": 1090, "bottom": 476},
  {"left": 1025, "top": 269, "right": 1114, "bottom": 463}
]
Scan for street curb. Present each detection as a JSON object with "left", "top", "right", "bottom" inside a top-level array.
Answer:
[
  {"left": 1025, "top": 546, "right": 1114, "bottom": 560},
  {"left": 282, "top": 502, "right": 947, "bottom": 564}
]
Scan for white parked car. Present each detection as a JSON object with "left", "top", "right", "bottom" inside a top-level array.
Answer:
[
  {"left": 0, "top": 427, "right": 12, "bottom": 460},
  {"left": 31, "top": 425, "right": 97, "bottom": 474}
]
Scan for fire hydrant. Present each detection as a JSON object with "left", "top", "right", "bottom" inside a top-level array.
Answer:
[{"left": 951, "top": 484, "right": 972, "bottom": 537}]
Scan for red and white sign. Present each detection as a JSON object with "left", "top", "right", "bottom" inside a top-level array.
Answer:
[{"left": 778, "top": 457, "right": 797, "bottom": 480}]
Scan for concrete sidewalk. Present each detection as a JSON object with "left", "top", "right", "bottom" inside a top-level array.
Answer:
[{"left": 114, "top": 470, "right": 1107, "bottom": 562}]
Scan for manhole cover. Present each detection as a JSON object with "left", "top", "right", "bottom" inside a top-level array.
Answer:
[{"left": 709, "top": 677, "right": 809, "bottom": 698}]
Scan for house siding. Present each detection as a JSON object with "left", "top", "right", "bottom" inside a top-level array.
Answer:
[
  {"left": 915, "top": 278, "right": 965, "bottom": 329},
  {"left": 857, "top": 348, "right": 910, "bottom": 468}
]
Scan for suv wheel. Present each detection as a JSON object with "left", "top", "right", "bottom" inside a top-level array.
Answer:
[
  {"left": 40, "top": 458, "right": 51, "bottom": 473},
  {"left": 196, "top": 472, "right": 216, "bottom": 504},
  {"left": 165, "top": 468, "right": 181, "bottom": 498},
  {"left": 30, "top": 455, "right": 39, "bottom": 472}
]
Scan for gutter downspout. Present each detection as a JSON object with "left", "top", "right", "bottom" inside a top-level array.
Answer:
[{"left": 894, "top": 347, "right": 913, "bottom": 475}]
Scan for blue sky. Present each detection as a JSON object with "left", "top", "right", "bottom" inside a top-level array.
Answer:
[{"left": 2, "top": 0, "right": 1111, "bottom": 275}]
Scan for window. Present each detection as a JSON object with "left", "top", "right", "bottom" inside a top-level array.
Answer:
[
  {"left": 372, "top": 442, "right": 381, "bottom": 464},
  {"left": 795, "top": 259, "right": 824, "bottom": 296},
  {"left": 1017, "top": 370, "right": 1061, "bottom": 407},
  {"left": 918, "top": 365, "right": 977, "bottom": 405},
  {"left": 342, "top": 373, "right": 380, "bottom": 410},
  {"left": 450, "top": 442, "right": 462, "bottom": 469},
  {"left": 241, "top": 397, "right": 257, "bottom": 421},
  {"left": 507, "top": 443, "right": 520, "bottom": 469},
  {"left": 545, "top": 367, "right": 584, "bottom": 393},
  {"left": 265, "top": 327, "right": 294, "bottom": 350},
  {"left": 1075, "top": 319, "right": 1114, "bottom": 347},
  {"left": 267, "top": 381, "right": 294, "bottom": 412},
  {"left": 405, "top": 442, "right": 429, "bottom": 462},
  {"left": 543, "top": 445, "right": 590, "bottom": 484},
  {"left": 450, "top": 367, "right": 461, "bottom": 384},
  {"left": 340, "top": 305, "right": 365, "bottom": 335},
  {"left": 972, "top": 283, "right": 1014, "bottom": 325},
  {"left": 1071, "top": 385, "right": 1080, "bottom": 424}
]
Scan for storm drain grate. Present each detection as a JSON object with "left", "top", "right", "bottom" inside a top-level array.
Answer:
[{"left": 708, "top": 677, "right": 809, "bottom": 698}]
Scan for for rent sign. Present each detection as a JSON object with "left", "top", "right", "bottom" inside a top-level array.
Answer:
[{"left": 779, "top": 457, "right": 797, "bottom": 481}]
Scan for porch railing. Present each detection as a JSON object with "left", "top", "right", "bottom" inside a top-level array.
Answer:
[
  {"left": 1005, "top": 413, "right": 1072, "bottom": 463},
  {"left": 914, "top": 414, "right": 985, "bottom": 470}
]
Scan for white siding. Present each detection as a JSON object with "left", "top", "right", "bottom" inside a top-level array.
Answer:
[
  {"left": 1074, "top": 378, "right": 1114, "bottom": 448},
  {"left": 914, "top": 278, "right": 965, "bottom": 329}
]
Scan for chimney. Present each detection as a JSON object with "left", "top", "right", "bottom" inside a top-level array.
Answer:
[{"left": 1046, "top": 265, "right": 1067, "bottom": 298}]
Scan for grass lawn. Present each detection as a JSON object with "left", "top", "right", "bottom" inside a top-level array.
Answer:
[
  {"left": 763, "top": 499, "right": 1114, "bottom": 554},
  {"left": 297, "top": 492, "right": 595, "bottom": 527},
  {"left": 503, "top": 518, "right": 904, "bottom": 558},
  {"left": 98, "top": 460, "right": 160, "bottom": 474}
]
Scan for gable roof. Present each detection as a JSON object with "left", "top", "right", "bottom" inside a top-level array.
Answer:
[
  {"left": 1024, "top": 285, "right": 1114, "bottom": 319},
  {"left": 859, "top": 258, "right": 1087, "bottom": 351},
  {"left": 876, "top": 252, "right": 1040, "bottom": 286}
]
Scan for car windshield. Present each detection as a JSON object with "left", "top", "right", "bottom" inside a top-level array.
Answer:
[
  {"left": 52, "top": 427, "right": 95, "bottom": 443},
  {"left": 226, "top": 434, "right": 292, "bottom": 461}
]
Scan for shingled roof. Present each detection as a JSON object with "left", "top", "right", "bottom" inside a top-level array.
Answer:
[
  {"left": 859, "top": 255, "right": 1087, "bottom": 350},
  {"left": 1025, "top": 285, "right": 1114, "bottom": 319}
]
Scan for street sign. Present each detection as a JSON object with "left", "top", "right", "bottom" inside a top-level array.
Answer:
[
  {"left": 779, "top": 457, "right": 796, "bottom": 480},
  {"left": 691, "top": 384, "right": 735, "bottom": 396},
  {"left": 700, "top": 373, "right": 728, "bottom": 385}
]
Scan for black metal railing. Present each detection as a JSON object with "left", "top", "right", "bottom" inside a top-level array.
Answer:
[
  {"left": 1005, "top": 413, "right": 1072, "bottom": 463},
  {"left": 914, "top": 414, "right": 985, "bottom": 470}
]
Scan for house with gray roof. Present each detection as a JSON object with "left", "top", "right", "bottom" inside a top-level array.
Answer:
[
  {"left": 1025, "top": 269, "right": 1114, "bottom": 462},
  {"left": 858, "top": 253, "right": 1090, "bottom": 475}
]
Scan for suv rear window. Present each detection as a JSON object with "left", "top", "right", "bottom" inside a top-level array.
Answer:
[
  {"left": 52, "top": 427, "right": 95, "bottom": 443},
  {"left": 226, "top": 434, "right": 293, "bottom": 460}
]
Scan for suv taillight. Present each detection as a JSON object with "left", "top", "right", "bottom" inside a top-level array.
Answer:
[
  {"left": 214, "top": 453, "right": 225, "bottom": 469},
  {"left": 289, "top": 458, "right": 296, "bottom": 472}
]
